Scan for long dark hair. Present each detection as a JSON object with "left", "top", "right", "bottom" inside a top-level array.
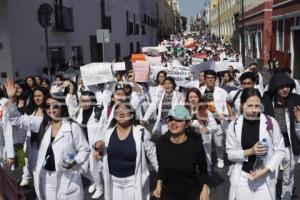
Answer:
[
  {"left": 80, "top": 91, "right": 103, "bottom": 121},
  {"left": 15, "top": 80, "right": 30, "bottom": 114},
  {"left": 37, "top": 94, "right": 70, "bottom": 148},
  {"left": 25, "top": 87, "right": 49, "bottom": 115},
  {"left": 155, "top": 70, "right": 167, "bottom": 85},
  {"left": 240, "top": 88, "right": 262, "bottom": 114},
  {"left": 108, "top": 101, "right": 137, "bottom": 128},
  {"left": 185, "top": 88, "right": 202, "bottom": 111}
]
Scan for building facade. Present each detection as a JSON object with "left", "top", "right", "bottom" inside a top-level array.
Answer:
[
  {"left": 271, "top": 0, "right": 300, "bottom": 79},
  {"left": 210, "top": 0, "right": 240, "bottom": 44},
  {"left": 0, "top": 0, "right": 162, "bottom": 82},
  {"left": 240, "top": 0, "right": 273, "bottom": 66},
  {"left": 157, "top": 0, "right": 177, "bottom": 41}
]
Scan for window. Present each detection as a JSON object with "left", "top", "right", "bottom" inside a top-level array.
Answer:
[
  {"left": 54, "top": 5, "right": 74, "bottom": 32},
  {"left": 115, "top": 43, "right": 121, "bottom": 60},
  {"left": 135, "top": 24, "right": 139, "bottom": 35},
  {"left": 50, "top": 47, "right": 65, "bottom": 71},
  {"left": 136, "top": 42, "right": 140, "bottom": 53},
  {"left": 130, "top": 42, "right": 134, "bottom": 54},
  {"left": 71, "top": 46, "right": 83, "bottom": 66},
  {"left": 296, "top": 16, "right": 300, "bottom": 26},
  {"left": 276, "top": 20, "right": 284, "bottom": 52},
  {"left": 142, "top": 25, "right": 146, "bottom": 35}
]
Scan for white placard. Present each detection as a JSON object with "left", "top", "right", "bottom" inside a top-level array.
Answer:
[
  {"left": 80, "top": 63, "right": 114, "bottom": 86},
  {"left": 112, "top": 62, "right": 126, "bottom": 72},
  {"left": 167, "top": 64, "right": 190, "bottom": 86}
]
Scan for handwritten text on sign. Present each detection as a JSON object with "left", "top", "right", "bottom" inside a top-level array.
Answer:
[
  {"left": 167, "top": 64, "right": 189, "bottom": 86},
  {"left": 80, "top": 63, "right": 114, "bottom": 86},
  {"left": 133, "top": 61, "right": 150, "bottom": 82}
]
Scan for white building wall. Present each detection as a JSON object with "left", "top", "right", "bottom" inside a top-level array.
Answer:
[{"left": 0, "top": 0, "right": 159, "bottom": 82}]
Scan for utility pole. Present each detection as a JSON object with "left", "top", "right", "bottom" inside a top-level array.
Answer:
[{"left": 218, "top": 0, "right": 221, "bottom": 42}]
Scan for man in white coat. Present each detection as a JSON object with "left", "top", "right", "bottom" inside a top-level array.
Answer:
[{"left": 199, "top": 70, "right": 228, "bottom": 168}]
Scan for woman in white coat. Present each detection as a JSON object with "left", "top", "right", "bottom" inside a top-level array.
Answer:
[
  {"left": 226, "top": 88, "right": 285, "bottom": 200},
  {"left": 185, "top": 88, "right": 218, "bottom": 175},
  {"left": 5, "top": 78, "right": 90, "bottom": 200},
  {"left": 76, "top": 91, "right": 103, "bottom": 199},
  {"left": 0, "top": 88, "right": 14, "bottom": 169},
  {"left": 142, "top": 77, "right": 184, "bottom": 135},
  {"left": 94, "top": 101, "right": 158, "bottom": 200}
]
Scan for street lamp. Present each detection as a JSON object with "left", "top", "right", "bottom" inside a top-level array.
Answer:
[{"left": 241, "top": 0, "right": 246, "bottom": 66}]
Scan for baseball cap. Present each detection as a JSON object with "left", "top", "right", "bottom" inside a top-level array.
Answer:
[{"left": 167, "top": 105, "right": 192, "bottom": 121}]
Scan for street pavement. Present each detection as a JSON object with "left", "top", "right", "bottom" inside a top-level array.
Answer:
[{"left": 11, "top": 69, "right": 300, "bottom": 200}]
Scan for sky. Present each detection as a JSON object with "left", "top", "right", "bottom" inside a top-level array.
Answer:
[{"left": 179, "top": 0, "right": 207, "bottom": 18}]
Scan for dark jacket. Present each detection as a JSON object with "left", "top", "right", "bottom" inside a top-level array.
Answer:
[{"left": 262, "top": 73, "right": 300, "bottom": 155}]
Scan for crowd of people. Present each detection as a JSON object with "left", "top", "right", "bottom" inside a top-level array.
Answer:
[{"left": 0, "top": 32, "right": 300, "bottom": 200}]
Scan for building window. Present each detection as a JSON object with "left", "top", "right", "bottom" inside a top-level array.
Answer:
[
  {"left": 142, "top": 25, "right": 146, "bottom": 35},
  {"left": 54, "top": 4, "right": 74, "bottom": 32},
  {"left": 50, "top": 47, "right": 65, "bottom": 71},
  {"left": 71, "top": 46, "right": 83, "bottom": 66},
  {"left": 136, "top": 42, "right": 140, "bottom": 53},
  {"left": 135, "top": 24, "right": 139, "bottom": 35},
  {"left": 115, "top": 43, "right": 121, "bottom": 60},
  {"left": 296, "top": 16, "right": 300, "bottom": 26},
  {"left": 276, "top": 20, "right": 284, "bottom": 52},
  {"left": 130, "top": 42, "right": 134, "bottom": 54}
]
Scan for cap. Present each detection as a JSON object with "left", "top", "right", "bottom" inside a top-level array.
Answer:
[
  {"left": 115, "top": 84, "right": 124, "bottom": 91},
  {"left": 167, "top": 105, "right": 192, "bottom": 121}
]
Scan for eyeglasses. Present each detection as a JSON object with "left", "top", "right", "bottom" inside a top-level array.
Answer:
[
  {"left": 45, "top": 103, "right": 62, "bottom": 110},
  {"left": 115, "top": 109, "right": 131, "bottom": 115}
]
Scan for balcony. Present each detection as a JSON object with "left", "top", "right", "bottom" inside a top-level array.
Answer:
[{"left": 54, "top": 5, "right": 74, "bottom": 32}]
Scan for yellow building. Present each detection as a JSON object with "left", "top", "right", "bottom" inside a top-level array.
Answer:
[{"left": 210, "top": 0, "right": 240, "bottom": 43}]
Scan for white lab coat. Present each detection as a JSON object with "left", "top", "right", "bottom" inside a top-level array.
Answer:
[
  {"left": 226, "top": 114, "right": 285, "bottom": 200},
  {"left": 101, "top": 125, "right": 158, "bottom": 200},
  {"left": 7, "top": 104, "right": 90, "bottom": 200},
  {"left": 65, "top": 94, "right": 79, "bottom": 120},
  {"left": 0, "top": 98, "right": 14, "bottom": 161},
  {"left": 76, "top": 108, "right": 102, "bottom": 171},
  {"left": 143, "top": 90, "right": 184, "bottom": 134},
  {"left": 191, "top": 111, "right": 218, "bottom": 171}
]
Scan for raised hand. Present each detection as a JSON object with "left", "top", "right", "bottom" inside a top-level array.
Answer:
[
  {"left": 4, "top": 78, "right": 17, "bottom": 100},
  {"left": 294, "top": 105, "right": 300, "bottom": 123}
]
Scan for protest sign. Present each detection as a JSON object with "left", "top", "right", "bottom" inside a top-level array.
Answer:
[
  {"left": 189, "top": 61, "right": 215, "bottom": 80},
  {"left": 167, "top": 64, "right": 190, "bottom": 86},
  {"left": 80, "top": 63, "right": 114, "bottom": 86},
  {"left": 145, "top": 55, "right": 162, "bottom": 66},
  {"left": 133, "top": 61, "right": 150, "bottom": 82},
  {"left": 214, "top": 61, "right": 244, "bottom": 72},
  {"left": 131, "top": 54, "right": 146, "bottom": 63},
  {"left": 112, "top": 62, "right": 126, "bottom": 72}
]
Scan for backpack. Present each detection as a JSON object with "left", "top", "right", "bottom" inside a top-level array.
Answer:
[{"left": 233, "top": 115, "right": 273, "bottom": 140}]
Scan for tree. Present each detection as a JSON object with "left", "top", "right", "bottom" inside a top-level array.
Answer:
[{"left": 181, "top": 16, "right": 187, "bottom": 31}]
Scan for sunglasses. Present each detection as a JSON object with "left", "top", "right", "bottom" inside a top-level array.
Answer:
[
  {"left": 45, "top": 103, "right": 62, "bottom": 110},
  {"left": 167, "top": 117, "right": 186, "bottom": 123}
]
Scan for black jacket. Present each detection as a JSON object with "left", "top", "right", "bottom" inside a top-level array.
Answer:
[{"left": 262, "top": 73, "right": 300, "bottom": 155}]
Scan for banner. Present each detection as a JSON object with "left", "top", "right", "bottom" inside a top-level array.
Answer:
[
  {"left": 145, "top": 55, "right": 162, "bottom": 66},
  {"left": 112, "top": 62, "right": 126, "bottom": 72},
  {"left": 133, "top": 61, "right": 150, "bottom": 82},
  {"left": 80, "top": 63, "right": 114, "bottom": 86},
  {"left": 131, "top": 54, "right": 146, "bottom": 63},
  {"left": 167, "top": 64, "right": 190, "bottom": 86},
  {"left": 214, "top": 61, "right": 244, "bottom": 72},
  {"left": 189, "top": 61, "right": 215, "bottom": 80}
]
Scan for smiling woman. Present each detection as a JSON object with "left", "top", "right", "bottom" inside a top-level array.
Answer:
[{"left": 153, "top": 105, "right": 210, "bottom": 200}]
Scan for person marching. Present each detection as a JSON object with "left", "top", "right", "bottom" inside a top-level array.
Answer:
[
  {"left": 5, "top": 78, "right": 90, "bottom": 200},
  {"left": 94, "top": 101, "right": 158, "bottom": 200},
  {"left": 226, "top": 88, "right": 285, "bottom": 200},
  {"left": 153, "top": 105, "right": 209, "bottom": 200},
  {"left": 262, "top": 72, "right": 300, "bottom": 200}
]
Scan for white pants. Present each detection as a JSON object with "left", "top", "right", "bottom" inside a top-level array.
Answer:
[
  {"left": 83, "top": 161, "right": 103, "bottom": 190},
  {"left": 236, "top": 171, "right": 272, "bottom": 200},
  {"left": 281, "top": 147, "right": 299, "bottom": 200},
  {"left": 111, "top": 175, "right": 135, "bottom": 200},
  {"left": 41, "top": 169, "right": 57, "bottom": 200},
  {"left": 213, "top": 124, "right": 224, "bottom": 160}
]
